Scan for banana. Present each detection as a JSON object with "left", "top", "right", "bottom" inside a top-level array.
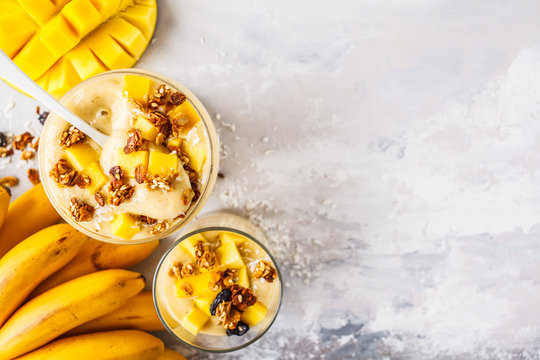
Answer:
[
  {"left": 66, "top": 291, "right": 164, "bottom": 336},
  {"left": 0, "top": 224, "right": 88, "bottom": 328},
  {"left": 0, "top": 185, "right": 10, "bottom": 230},
  {"left": 15, "top": 330, "right": 164, "bottom": 360},
  {"left": 0, "top": 269, "right": 145, "bottom": 359},
  {"left": 158, "top": 348, "right": 188, "bottom": 360},
  {"left": 0, "top": 183, "right": 60, "bottom": 258},
  {"left": 31, "top": 238, "right": 159, "bottom": 297}
]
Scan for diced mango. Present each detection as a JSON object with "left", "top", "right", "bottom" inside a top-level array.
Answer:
[
  {"left": 179, "top": 233, "right": 206, "bottom": 258},
  {"left": 0, "top": 3, "right": 37, "bottom": 58},
  {"left": 167, "top": 101, "right": 201, "bottom": 134},
  {"left": 133, "top": 116, "right": 158, "bottom": 141},
  {"left": 175, "top": 272, "right": 218, "bottom": 298},
  {"left": 115, "top": 149, "right": 148, "bottom": 177},
  {"left": 166, "top": 137, "right": 182, "bottom": 151},
  {"left": 236, "top": 266, "right": 250, "bottom": 288},
  {"left": 121, "top": 3, "right": 156, "bottom": 40},
  {"left": 147, "top": 151, "right": 179, "bottom": 177},
  {"left": 39, "top": 15, "right": 80, "bottom": 58},
  {"left": 65, "top": 143, "right": 99, "bottom": 172},
  {"left": 35, "top": 71, "right": 50, "bottom": 91},
  {"left": 193, "top": 296, "right": 213, "bottom": 317},
  {"left": 89, "top": 0, "right": 123, "bottom": 21},
  {"left": 242, "top": 302, "right": 267, "bottom": 326},
  {"left": 61, "top": 0, "right": 101, "bottom": 38},
  {"left": 84, "top": 161, "right": 108, "bottom": 193},
  {"left": 65, "top": 44, "right": 108, "bottom": 81},
  {"left": 15, "top": 0, "right": 57, "bottom": 25},
  {"left": 105, "top": 17, "right": 146, "bottom": 58},
  {"left": 123, "top": 74, "right": 151, "bottom": 102},
  {"left": 180, "top": 306, "right": 209, "bottom": 336},
  {"left": 84, "top": 28, "right": 135, "bottom": 69},
  {"left": 219, "top": 232, "right": 246, "bottom": 247},
  {"left": 180, "top": 140, "right": 206, "bottom": 174},
  {"left": 13, "top": 36, "right": 57, "bottom": 80},
  {"left": 216, "top": 240, "right": 244, "bottom": 269},
  {"left": 47, "top": 58, "right": 82, "bottom": 98},
  {"left": 111, "top": 212, "right": 140, "bottom": 239}
]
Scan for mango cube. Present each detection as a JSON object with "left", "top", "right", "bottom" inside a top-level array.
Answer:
[
  {"left": 120, "top": 4, "right": 156, "bottom": 40},
  {"left": 193, "top": 296, "right": 213, "bottom": 317},
  {"left": 236, "top": 266, "right": 250, "bottom": 288},
  {"left": 39, "top": 16, "right": 80, "bottom": 58},
  {"left": 66, "top": 44, "right": 108, "bottom": 81},
  {"left": 180, "top": 306, "right": 209, "bottom": 336},
  {"left": 84, "top": 28, "right": 135, "bottom": 69},
  {"left": 180, "top": 140, "right": 206, "bottom": 173},
  {"left": 84, "top": 161, "right": 108, "bottom": 193},
  {"left": 166, "top": 137, "right": 182, "bottom": 151},
  {"left": 219, "top": 232, "right": 246, "bottom": 247},
  {"left": 89, "top": 0, "right": 121, "bottom": 21},
  {"left": 179, "top": 233, "right": 206, "bottom": 258},
  {"left": 216, "top": 240, "right": 244, "bottom": 269},
  {"left": 123, "top": 74, "right": 151, "bottom": 102},
  {"left": 134, "top": 116, "right": 158, "bottom": 141},
  {"left": 175, "top": 272, "right": 217, "bottom": 298},
  {"left": 168, "top": 101, "right": 201, "bottom": 134},
  {"left": 61, "top": 0, "right": 101, "bottom": 38},
  {"left": 147, "top": 151, "right": 179, "bottom": 177},
  {"left": 14, "top": 36, "right": 57, "bottom": 80},
  {"left": 0, "top": 4, "right": 37, "bottom": 58},
  {"left": 115, "top": 149, "right": 148, "bottom": 177},
  {"left": 16, "top": 0, "right": 56, "bottom": 25},
  {"left": 111, "top": 213, "right": 140, "bottom": 239},
  {"left": 65, "top": 143, "right": 100, "bottom": 172},
  {"left": 105, "top": 17, "right": 146, "bottom": 58},
  {"left": 47, "top": 58, "right": 82, "bottom": 98},
  {"left": 242, "top": 302, "right": 267, "bottom": 326}
]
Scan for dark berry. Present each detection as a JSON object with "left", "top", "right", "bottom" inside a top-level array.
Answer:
[
  {"left": 38, "top": 111, "right": 49, "bottom": 125},
  {"left": 209, "top": 288, "right": 232, "bottom": 316},
  {"left": 0, "top": 132, "right": 6, "bottom": 147},
  {"left": 226, "top": 321, "right": 249, "bottom": 336}
]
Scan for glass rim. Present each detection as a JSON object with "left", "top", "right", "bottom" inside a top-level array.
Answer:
[
  {"left": 152, "top": 226, "right": 284, "bottom": 353},
  {"left": 38, "top": 68, "right": 220, "bottom": 244}
]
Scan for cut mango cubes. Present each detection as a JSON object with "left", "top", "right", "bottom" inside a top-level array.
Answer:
[
  {"left": 167, "top": 101, "right": 201, "bottom": 134},
  {"left": 181, "top": 140, "right": 206, "bottom": 174},
  {"left": 180, "top": 307, "right": 209, "bottom": 336},
  {"left": 64, "top": 143, "right": 99, "bottom": 172},
  {"left": 123, "top": 74, "right": 152, "bottom": 102},
  {"left": 115, "top": 149, "right": 148, "bottom": 177},
  {"left": 84, "top": 161, "right": 108, "bottom": 193},
  {"left": 216, "top": 240, "right": 244, "bottom": 269},
  {"left": 179, "top": 233, "right": 206, "bottom": 258},
  {"left": 236, "top": 266, "right": 250, "bottom": 288},
  {"left": 193, "top": 296, "right": 213, "bottom": 317},
  {"left": 219, "top": 232, "right": 246, "bottom": 247},
  {"left": 0, "top": 0, "right": 157, "bottom": 98},
  {"left": 134, "top": 116, "right": 158, "bottom": 141},
  {"left": 148, "top": 151, "right": 179, "bottom": 177},
  {"left": 111, "top": 212, "right": 140, "bottom": 239},
  {"left": 175, "top": 272, "right": 218, "bottom": 298},
  {"left": 242, "top": 302, "right": 267, "bottom": 326}
]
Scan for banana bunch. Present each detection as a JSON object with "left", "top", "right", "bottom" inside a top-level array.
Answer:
[{"left": 0, "top": 185, "right": 186, "bottom": 360}]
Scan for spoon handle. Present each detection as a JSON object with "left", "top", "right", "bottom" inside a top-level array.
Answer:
[{"left": 0, "top": 50, "right": 107, "bottom": 147}]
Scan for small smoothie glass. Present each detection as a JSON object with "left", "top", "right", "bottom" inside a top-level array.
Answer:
[
  {"left": 153, "top": 213, "right": 282, "bottom": 352},
  {"left": 39, "top": 69, "right": 219, "bottom": 244}
]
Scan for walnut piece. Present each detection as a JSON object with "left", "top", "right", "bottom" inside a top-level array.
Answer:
[
  {"left": 20, "top": 150, "right": 34, "bottom": 160},
  {"left": 31, "top": 137, "right": 39, "bottom": 151},
  {"left": 135, "top": 215, "right": 157, "bottom": 225},
  {"left": 69, "top": 198, "right": 94, "bottom": 222},
  {"left": 59, "top": 126, "right": 85, "bottom": 149},
  {"left": 215, "top": 301, "right": 242, "bottom": 330},
  {"left": 0, "top": 147, "right": 14, "bottom": 158},
  {"left": 94, "top": 193, "right": 105, "bottom": 206},
  {"left": 0, "top": 176, "right": 18, "bottom": 187},
  {"left": 109, "top": 166, "right": 125, "bottom": 181},
  {"left": 50, "top": 159, "right": 79, "bottom": 187},
  {"left": 252, "top": 260, "right": 278, "bottom": 282},
  {"left": 27, "top": 169, "right": 40, "bottom": 185},
  {"left": 209, "top": 269, "right": 236, "bottom": 291},
  {"left": 230, "top": 284, "right": 257, "bottom": 311},
  {"left": 169, "top": 262, "right": 197, "bottom": 278},
  {"left": 13, "top": 132, "right": 34, "bottom": 151},
  {"left": 109, "top": 184, "right": 134, "bottom": 206},
  {"left": 77, "top": 174, "right": 91, "bottom": 189},
  {"left": 134, "top": 164, "right": 146, "bottom": 184},
  {"left": 194, "top": 241, "right": 217, "bottom": 271},
  {"left": 149, "top": 221, "right": 169, "bottom": 235},
  {"left": 123, "top": 128, "right": 144, "bottom": 154}
]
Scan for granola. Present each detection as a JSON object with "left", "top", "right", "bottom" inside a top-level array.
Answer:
[
  {"left": 77, "top": 174, "right": 91, "bottom": 189},
  {"left": 252, "top": 260, "right": 278, "bottom": 282},
  {"left": 194, "top": 241, "right": 217, "bottom": 271},
  {"left": 0, "top": 147, "right": 13, "bottom": 158},
  {"left": 59, "top": 126, "right": 85, "bottom": 149},
  {"left": 0, "top": 176, "right": 18, "bottom": 187},
  {"left": 13, "top": 132, "right": 34, "bottom": 151},
  {"left": 149, "top": 221, "right": 169, "bottom": 235},
  {"left": 230, "top": 285, "right": 257, "bottom": 311},
  {"left": 69, "top": 198, "right": 94, "bottom": 222},
  {"left": 94, "top": 193, "right": 105, "bottom": 206},
  {"left": 50, "top": 159, "right": 79, "bottom": 187},
  {"left": 215, "top": 301, "right": 242, "bottom": 330},
  {"left": 123, "top": 128, "right": 144, "bottom": 154},
  {"left": 169, "top": 262, "right": 197, "bottom": 278},
  {"left": 109, "top": 184, "right": 134, "bottom": 206},
  {"left": 27, "top": 169, "right": 40, "bottom": 185},
  {"left": 135, "top": 215, "right": 157, "bottom": 225},
  {"left": 20, "top": 150, "right": 34, "bottom": 160}
]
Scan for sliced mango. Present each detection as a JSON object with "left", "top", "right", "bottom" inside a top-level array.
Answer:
[
  {"left": 168, "top": 101, "right": 201, "bottom": 134},
  {"left": 180, "top": 306, "right": 209, "bottom": 336},
  {"left": 193, "top": 296, "right": 213, "bottom": 317},
  {"left": 111, "top": 212, "right": 140, "bottom": 239},
  {"left": 47, "top": 58, "right": 82, "bottom": 98},
  {"left": 115, "top": 149, "right": 148, "bottom": 177},
  {"left": 219, "top": 232, "right": 246, "bottom": 247},
  {"left": 65, "top": 143, "right": 99, "bottom": 172},
  {"left": 216, "top": 240, "right": 244, "bottom": 269},
  {"left": 84, "top": 161, "right": 108, "bottom": 193},
  {"left": 0, "top": 0, "right": 157, "bottom": 98},
  {"left": 179, "top": 233, "right": 206, "bottom": 259},
  {"left": 180, "top": 140, "right": 206, "bottom": 174},
  {"left": 236, "top": 266, "right": 250, "bottom": 288},
  {"left": 123, "top": 74, "right": 152, "bottom": 102},
  {"left": 148, "top": 151, "right": 179, "bottom": 177},
  {"left": 242, "top": 302, "right": 267, "bottom": 326},
  {"left": 133, "top": 116, "right": 158, "bottom": 141},
  {"left": 166, "top": 137, "right": 182, "bottom": 151},
  {"left": 175, "top": 272, "right": 217, "bottom": 298}
]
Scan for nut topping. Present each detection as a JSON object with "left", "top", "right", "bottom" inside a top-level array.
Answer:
[
  {"left": 69, "top": 198, "right": 94, "bottom": 222},
  {"left": 123, "top": 128, "right": 144, "bottom": 154},
  {"left": 194, "top": 241, "right": 217, "bottom": 271},
  {"left": 135, "top": 215, "right": 157, "bottom": 225},
  {"left": 181, "top": 188, "right": 195, "bottom": 206},
  {"left": 230, "top": 285, "right": 257, "bottom": 311},
  {"left": 77, "top": 174, "right": 91, "bottom": 189},
  {"left": 13, "top": 132, "right": 34, "bottom": 151},
  {"left": 169, "top": 262, "right": 197, "bottom": 278},
  {"left": 94, "top": 193, "right": 105, "bottom": 206},
  {"left": 134, "top": 165, "right": 146, "bottom": 184},
  {"left": 59, "top": 126, "right": 85, "bottom": 149},
  {"left": 0, "top": 147, "right": 13, "bottom": 158},
  {"left": 0, "top": 176, "right": 18, "bottom": 187},
  {"left": 215, "top": 301, "right": 242, "bottom": 330},
  {"left": 252, "top": 260, "right": 277, "bottom": 282},
  {"left": 20, "top": 150, "right": 34, "bottom": 160},
  {"left": 109, "top": 184, "right": 134, "bottom": 206},
  {"left": 149, "top": 220, "right": 169, "bottom": 235},
  {"left": 27, "top": 169, "right": 40, "bottom": 185},
  {"left": 50, "top": 160, "right": 79, "bottom": 187}
]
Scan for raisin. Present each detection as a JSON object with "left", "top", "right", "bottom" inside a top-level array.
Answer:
[
  {"left": 0, "top": 132, "right": 6, "bottom": 147},
  {"left": 37, "top": 110, "right": 50, "bottom": 125},
  {"left": 226, "top": 321, "right": 249, "bottom": 336},
  {"left": 210, "top": 288, "right": 232, "bottom": 316}
]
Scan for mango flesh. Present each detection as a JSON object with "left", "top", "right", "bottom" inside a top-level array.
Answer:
[
  {"left": 148, "top": 151, "right": 180, "bottom": 177},
  {"left": 236, "top": 266, "right": 250, "bottom": 288},
  {"left": 192, "top": 296, "right": 213, "bottom": 317},
  {"left": 111, "top": 212, "right": 140, "bottom": 239},
  {"left": 175, "top": 272, "right": 218, "bottom": 298},
  {"left": 216, "top": 240, "right": 244, "bottom": 269},
  {"left": 84, "top": 161, "right": 108, "bottom": 193},
  {"left": 64, "top": 143, "right": 99, "bottom": 172},
  {"left": 123, "top": 74, "right": 152, "bottom": 102},
  {"left": 180, "top": 306, "right": 209, "bottom": 336},
  {"left": 115, "top": 149, "right": 148, "bottom": 178},
  {"left": 219, "top": 232, "right": 247, "bottom": 247},
  {"left": 168, "top": 101, "right": 201, "bottom": 134},
  {"left": 134, "top": 116, "right": 158, "bottom": 142},
  {"left": 181, "top": 140, "right": 206, "bottom": 174},
  {"left": 242, "top": 302, "right": 267, "bottom": 326},
  {"left": 0, "top": 0, "right": 157, "bottom": 98},
  {"left": 178, "top": 233, "right": 206, "bottom": 258}
]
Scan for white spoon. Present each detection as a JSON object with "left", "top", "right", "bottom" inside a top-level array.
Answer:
[{"left": 0, "top": 50, "right": 108, "bottom": 147}]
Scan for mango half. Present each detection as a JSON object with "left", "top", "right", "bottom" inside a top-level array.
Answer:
[{"left": 0, "top": 0, "right": 157, "bottom": 98}]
